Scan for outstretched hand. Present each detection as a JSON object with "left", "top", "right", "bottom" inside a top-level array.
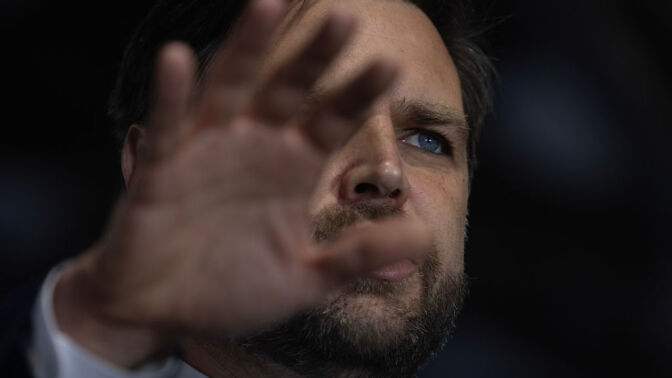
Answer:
[{"left": 55, "top": 0, "right": 430, "bottom": 368}]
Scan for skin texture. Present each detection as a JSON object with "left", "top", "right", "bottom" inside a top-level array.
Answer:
[
  {"left": 218, "top": 1, "right": 469, "bottom": 375},
  {"left": 284, "top": 0, "right": 468, "bottom": 321},
  {"left": 52, "top": 0, "right": 468, "bottom": 375}
]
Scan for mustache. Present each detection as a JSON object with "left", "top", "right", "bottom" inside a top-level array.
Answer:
[{"left": 311, "top": 202, "right": 404, "bottom": 243}]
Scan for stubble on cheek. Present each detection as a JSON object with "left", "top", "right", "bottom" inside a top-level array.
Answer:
[
  {"left": 236, "top": 242, "right": 466, "bottom": 378},
  {"left": 235, "top": 201, "right": 467, "bottom": 377},
  {"left": 411, "top": 172, "right": 467, "bottom": 280},
  {"left": 308, "top": 199, "right": 463, "bottom": 340}
]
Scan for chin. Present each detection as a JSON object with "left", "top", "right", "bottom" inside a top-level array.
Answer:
[
  {"left": 239, "top": 253, "right": 467, "bottom": 377},
  {"left": 320, "top": 275, "right": 425, "bottom": 350}
]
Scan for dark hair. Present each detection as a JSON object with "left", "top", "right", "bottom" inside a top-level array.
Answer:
[{"left": 108, "top": 0, "right": 494, "bottom": 177}]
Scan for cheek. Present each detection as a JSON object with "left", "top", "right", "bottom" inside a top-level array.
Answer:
[
  {"left": 408, "top": 169, "right": 467, "bottom": 272},
  {"left": 306, "top": 152, "right": 348, "bottom": 217}
]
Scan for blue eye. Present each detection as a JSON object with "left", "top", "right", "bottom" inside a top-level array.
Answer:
[{"left": 402, "top": 130, "right": 447, "bottom": 154}]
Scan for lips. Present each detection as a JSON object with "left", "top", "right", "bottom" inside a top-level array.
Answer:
[{"left": 365, "top": 259, "right": 417, "bottom": 281}]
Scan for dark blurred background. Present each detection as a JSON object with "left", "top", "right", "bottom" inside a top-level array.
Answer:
[{"left": 1, "top": 0, "right": 670, "bottom": 377}]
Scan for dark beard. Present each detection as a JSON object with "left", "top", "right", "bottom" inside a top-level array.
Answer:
[{"left": 237, "top": 203, "right": 467, "bottom": 377}]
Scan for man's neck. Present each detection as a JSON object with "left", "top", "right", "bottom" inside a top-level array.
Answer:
[{"left": 182, "top": 338, "right": 302, "bottom": 378}]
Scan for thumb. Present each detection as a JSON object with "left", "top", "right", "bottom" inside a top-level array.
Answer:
[{"left": 307, "top": 217, "right": 431, "bottom": 285}]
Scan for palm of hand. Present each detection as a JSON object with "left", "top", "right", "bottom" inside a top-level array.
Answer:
[
  {"left": 110, "top": 121, "right": 326, "bottom": 334},
  {"left": 90, "top": 0, "right": 428, "bottom": 337}
]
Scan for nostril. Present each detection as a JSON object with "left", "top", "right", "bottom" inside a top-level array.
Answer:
[
  {"left": 388, "top": 189, "right": 401, "bottom": 199},
  {"left": 354, "top": 183, "right": 379, "bottom": 195}
]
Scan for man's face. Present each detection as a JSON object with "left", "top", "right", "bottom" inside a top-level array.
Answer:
[{"left": 244, "top": 0, "right": 468, "bottom": 374}]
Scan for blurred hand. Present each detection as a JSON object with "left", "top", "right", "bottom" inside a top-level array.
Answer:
[{"left": 54, "top": 0, "right": 429, "bottom": 368}]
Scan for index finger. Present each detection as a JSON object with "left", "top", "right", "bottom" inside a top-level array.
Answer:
[
  {"left": 300, "top": 59, "right": 399, "bottom": 152},
  {"left": 307, "top": 217, "right": 430, "bottom": 284},
  {"left": 198, "top": 0, "right": 289, "bottom": 126}
]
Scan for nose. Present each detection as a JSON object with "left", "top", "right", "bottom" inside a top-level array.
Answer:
[{"left": 338, "top": 115, "right": 409, "bottom": 208}]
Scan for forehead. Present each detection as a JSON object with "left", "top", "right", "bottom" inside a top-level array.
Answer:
[{"left": 266, "top": 0, "right": 464, "bottom": 112}]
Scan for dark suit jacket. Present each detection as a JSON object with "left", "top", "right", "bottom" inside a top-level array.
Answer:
[{"left": 0, "top": 277, "right": 44, "bottom": 378}]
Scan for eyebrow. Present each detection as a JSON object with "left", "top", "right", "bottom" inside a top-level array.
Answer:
[
  {"left": 303, "top": 88, "right": 470, "bottom": 136},
  {"left": 393, "top": 98, "right": 470, "bottom": 133}
]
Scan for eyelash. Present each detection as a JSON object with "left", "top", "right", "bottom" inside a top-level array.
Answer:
[{"left": 400, "top": 128, "right": 453, "bottom": 156}]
